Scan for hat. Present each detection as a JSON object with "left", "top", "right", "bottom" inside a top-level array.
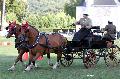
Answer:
[
  {"left": 83, "top": 14, "right": 89, "bottom": 16},
  {"left": 108, "top": 21, "right": 113, "bottom": 24}
]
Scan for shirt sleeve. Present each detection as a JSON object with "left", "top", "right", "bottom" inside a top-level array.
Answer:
[
  {"left": 104, "top": 25, "right": 108, "bottom": 31},
  {"left": 88, "top": 18, "right": 92, "bottom": 26}
]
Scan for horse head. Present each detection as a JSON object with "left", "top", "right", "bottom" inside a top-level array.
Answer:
[
  {"left": 6, "top": 21, "right": 21, "bottom": 38},
  {"left": 17, "top": 21, "right": 33, "bottom": 44}
]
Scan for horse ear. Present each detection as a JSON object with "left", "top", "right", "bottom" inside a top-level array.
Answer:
[
  {"left": 9, "top": 21, "right": 11, "bottom": 24},
  {"left": 26, "top": 21, "right": 29, "bottom": 26},
  {"left": 25, "top": 21, "right": 29, "bottom": 28},
  {"left": 26, "top": 21, "right": 28, "bottom": 24},
  {"left": 13, "top": 20, "right": 16, "bottom": 24}
]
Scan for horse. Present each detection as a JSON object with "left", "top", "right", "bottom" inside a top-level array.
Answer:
[
  {"left": 18, "top": 22, "right": 67, "bottom": 71},
  {"left": 6, "top": 21, "right": 37, "bottom": 71}
]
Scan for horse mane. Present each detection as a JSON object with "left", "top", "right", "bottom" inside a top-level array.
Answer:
[
  {"left": 29, "top": 25, "right": 39, "bottom": 33},
  {"left": 16, "top": 24, "right": 21, "bottom": 27}
]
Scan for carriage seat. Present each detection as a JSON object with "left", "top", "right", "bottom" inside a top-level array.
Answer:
[{"left": 83, "top": 33, "right": 102, "bottom": 48}]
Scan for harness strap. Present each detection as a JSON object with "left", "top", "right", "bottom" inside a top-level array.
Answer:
[
  {"left": 28, "top": 32, "right": 51, "bottom": 49},
  {"left": 27, "top": 32, "right": 63, "bottom": 53}
]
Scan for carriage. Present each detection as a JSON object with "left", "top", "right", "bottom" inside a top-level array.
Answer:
[
  {"left": 60, "top": 26, "right": 120, "bottom": 68},
  {"left": 6, "top": 21, "right": 120, "bottom": 71}
]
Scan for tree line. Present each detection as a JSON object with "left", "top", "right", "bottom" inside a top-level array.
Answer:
[{"left": 0, "top": 0, "right": 83, "bottom": 30}]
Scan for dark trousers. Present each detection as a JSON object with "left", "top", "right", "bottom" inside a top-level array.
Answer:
[{"left": 72, "top": 28, "right": 91, "bottom": 41}]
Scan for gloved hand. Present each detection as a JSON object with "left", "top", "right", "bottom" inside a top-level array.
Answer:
[{"left": 72, "top": 23, "right": 76, "bottom": 26}]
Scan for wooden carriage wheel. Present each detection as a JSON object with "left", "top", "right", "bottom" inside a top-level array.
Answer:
[
  {"left": 60, "top": 53, "right": 73, "bottom": 67},
  {"left": 83, "top": 49, "right": 96, "bottom": 68},
  {"left": 105, "top": 45, "right": 120, "bottom": 67},
  {"left": 93, "top": 49, "right": 107, "bottom": 64}
]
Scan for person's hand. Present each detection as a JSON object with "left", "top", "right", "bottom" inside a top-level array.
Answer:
[
  {"left": 104, "top": 31, "right": 107, "bottom": 34},
  {"left": 86, "top": 26, "right": 92, "bottom": 29},
  {"left": 72, "top": 23, "right": 76, "bottom": 26}
]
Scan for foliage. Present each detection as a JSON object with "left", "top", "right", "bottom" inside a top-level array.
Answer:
[
  {"left": 6, "top": 0, "right": 27, "bottom": 22},
  {"left": 3, "top": 0, "right": 77, "bottom": 30},
  {"left": 6, "top": 12, "right": 18, "bottom": 22},
  {"left": 27, "top": 0, "right": 68, "bottom": 15},
  {"left": 25, "top": 12, "right": 75, "bottom": 31},
  {"left": 64, "top": 0, "right": 83, "bottom": 18}
]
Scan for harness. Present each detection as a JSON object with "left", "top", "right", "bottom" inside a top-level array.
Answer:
[{"left": 27, "top": 32, "right": 50, "bottom": 49}]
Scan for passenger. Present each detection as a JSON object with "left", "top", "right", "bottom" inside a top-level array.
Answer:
[
  {"left": 103, "top": 21, "right": 116, "bottom": 48},
  {"left": 103, "top": 21, "right": 116, "bottom": 40}
]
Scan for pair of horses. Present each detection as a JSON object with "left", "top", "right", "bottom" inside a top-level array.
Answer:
[{"left": 6, "top": 21, "right": 67, "bottom": 71}]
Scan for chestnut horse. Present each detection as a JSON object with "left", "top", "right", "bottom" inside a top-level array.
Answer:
[
  {"left": 18, "top": 23, "right": 67, "bottom": 71},
  {"left": 6, "top": 21, "right": 37, "bottom": 71}
]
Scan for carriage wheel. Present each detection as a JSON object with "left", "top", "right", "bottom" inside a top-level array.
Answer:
[
  {"left": 60, "top": 53, "right": 73, "bottom": 67},
  {"left": 83, "top": 49, "right": 96, "bottom": 68},
  {"left": 105, "top": 45, "right": 120, "bottom": 67},
  {"left": 94, "top": 49, "right": 106, "bottom": 64},
  {"left": 93, "top": 49, "right": 101, "bottom": 64}
]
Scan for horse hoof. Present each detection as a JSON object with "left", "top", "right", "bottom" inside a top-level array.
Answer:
[
  {"left": 8, "top": 66, "right": 15, "bottom": 71},
  {"left": 24, "top": 66, "right": 31, "bottom": 71},
  {"left": 24, "top": 69, "right": 30, "bottom": 71},
  {"left": 23, "top": 70, "right": 29, "bottom": 73},
  {"left": 52, "top": 66, "right": 57, "bottom": 69},
  {"left": 8, "top": 68, "right": 15, "bottom": 71},
  {"left": 53, "top": 67, "right": 57, "bottom": 69}
]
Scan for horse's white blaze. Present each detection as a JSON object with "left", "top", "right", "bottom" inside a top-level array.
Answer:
[
  {"left": 8, "top": 65, "right": 15, "bottom": 71},
  {"left": 53, "top": 62, "right": 59, "bottom": 69}
]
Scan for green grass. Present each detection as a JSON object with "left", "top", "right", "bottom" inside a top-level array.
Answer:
[
  {"left": 0, "top": 36, "right": 15, "bottom": 42},
  {"left": 1, "top": 37, "right": 120, "bottom": 79}
]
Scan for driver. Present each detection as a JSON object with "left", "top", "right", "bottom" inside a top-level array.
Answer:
[{"left": 72, "top": 14, "right": 92, "bottom": 44}]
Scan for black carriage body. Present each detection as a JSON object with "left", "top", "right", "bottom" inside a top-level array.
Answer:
[
  {"left": 61, "top": 26, "right": 119, "bottom": 68},
  {"left": 67, "top": 35, "right": 107, "bottom": 51}
]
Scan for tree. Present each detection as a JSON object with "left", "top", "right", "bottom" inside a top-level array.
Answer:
[
  {"left": 27, "top": 0, "right": 68, "bottom": 15},
  {"left": 64, "top": 0, "right": 83, "bottom": 18},
  {"left": 6, "top": 0, "right": 27, "bottom": 22}
]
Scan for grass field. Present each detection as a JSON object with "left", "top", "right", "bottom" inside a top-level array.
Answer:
[{"left": 1, "top": 37, "right": 120, "bottom": 79}]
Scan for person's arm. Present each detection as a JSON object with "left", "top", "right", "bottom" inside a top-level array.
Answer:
[
  {"left": 104, "top": 25, "right": 108, "bottom": 31},
  {"left": 104, "top": 25, "right": 108, "bottom": 34},
  {"left": 74, "top": 18, "right": 82, "bottom": 25},
  {"left": 114, "top": 25, "right": 116, "bottom": 34}
]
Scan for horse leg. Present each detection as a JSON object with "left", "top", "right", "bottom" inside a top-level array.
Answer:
[
  {"left": 25, "top": 52, "right": 34, "bottom": 71},
  {"left": 19, "top": 50, "right": 27, "bottom": 66},
  {"left": 31, "top": 60, "right": 38, "bottom": 68},
  {"left": 25, "top": 52, "right": 41, "bottom": 71},
  {"left": 53, "top": 52, "right": 62, "bottom": 69},
  {"left": 47, "top": 53, "right": 53, "bottom": 66},
  {"left": 8, "top": 50, "right": 25, "bottom": 71}
]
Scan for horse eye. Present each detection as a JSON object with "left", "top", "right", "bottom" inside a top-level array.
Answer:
[
  {"left": 25, "top": 29, "right": 29, "bottom": 33},
  {"left": 11, "top": 29, "right": 14, "bottom": 31},
  {"left": 6, "top": 27, "right": 8, "bottom": 30}
]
